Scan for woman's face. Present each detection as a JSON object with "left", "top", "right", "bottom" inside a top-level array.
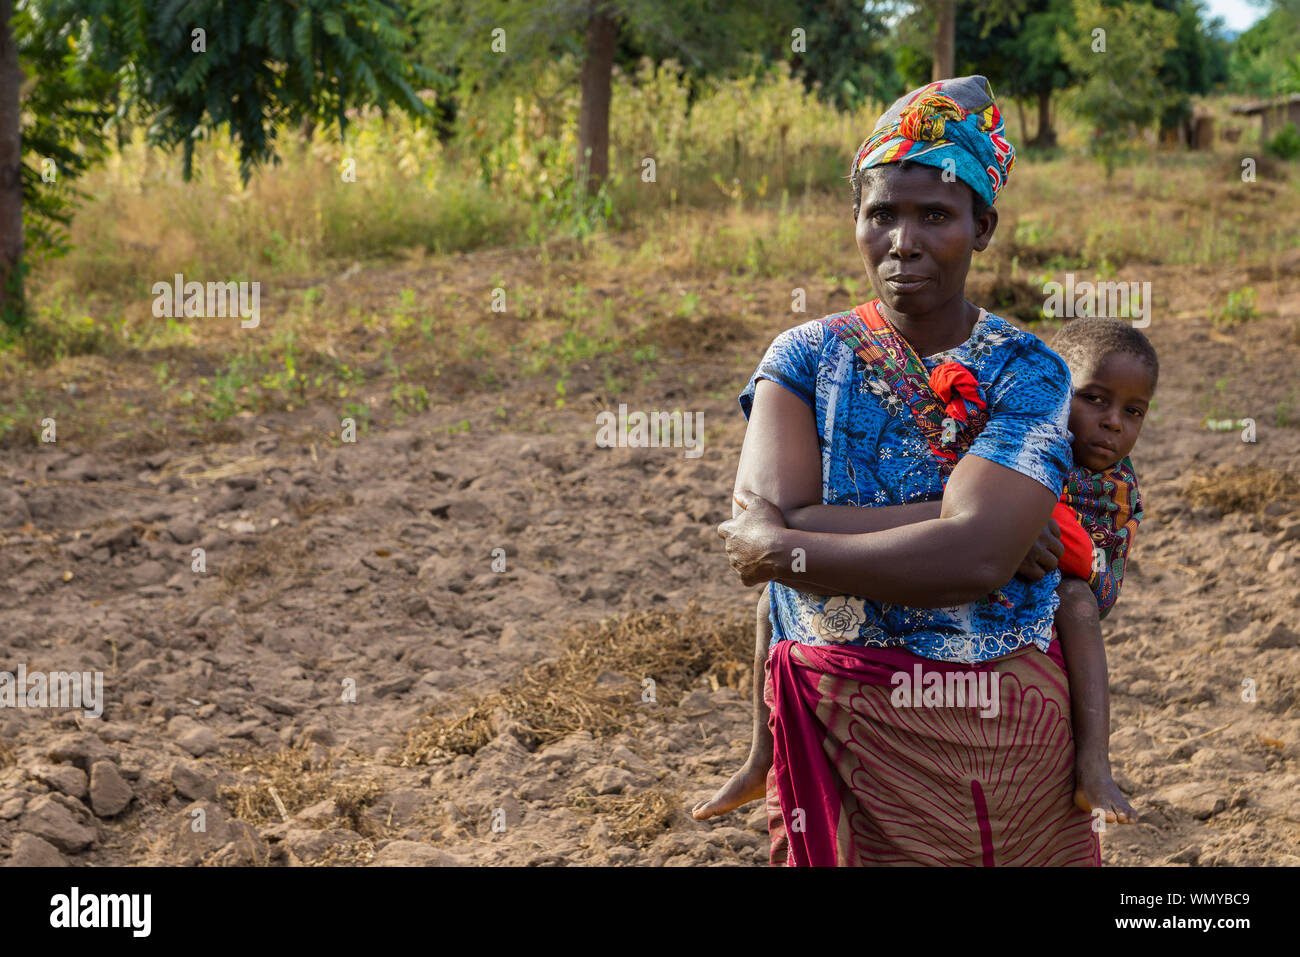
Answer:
[{"left": 856, "top": 164, "right": 997, "bottom": 316}]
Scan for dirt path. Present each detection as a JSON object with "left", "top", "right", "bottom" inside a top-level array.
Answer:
[{"left": 2, "top": 263, "right": 1298, "bottom": 867}]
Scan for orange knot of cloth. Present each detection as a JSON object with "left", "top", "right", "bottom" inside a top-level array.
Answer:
[
  {"left": 897, "top": 92, "right": 968, "bottom": 143},
  {"left": 928, "top": 361, "right": 986, "bottom": 424}
]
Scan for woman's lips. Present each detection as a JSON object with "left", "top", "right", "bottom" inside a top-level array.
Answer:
[
  {"left": 883, "top": 275, "right": 929, "bottom": 292},
  {"left": 1088, "top": 441, "right": 1117, "bottom": 457}
]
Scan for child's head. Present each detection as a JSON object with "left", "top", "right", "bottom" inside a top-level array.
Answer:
[
  {"left": 848, "top": 76, "right": 1015, "bottom": 315},
  {"left": 1050, "top": 318, "right": 1159, "bottom": 472}
]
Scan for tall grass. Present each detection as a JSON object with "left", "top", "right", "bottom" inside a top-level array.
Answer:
[
  {"left": 30, "top": 55, "right": 879, "bottom": 303},
  {"left": 5, "top": 56, "right": 1296, "bottom": 448}
]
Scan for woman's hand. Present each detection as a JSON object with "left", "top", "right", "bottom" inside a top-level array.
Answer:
[
  {"left": 717, "top": 488, "right": 790, "bottom": 586},
  {"left": 1015, "top": 516, "right": 1063, "bottom": 582}
]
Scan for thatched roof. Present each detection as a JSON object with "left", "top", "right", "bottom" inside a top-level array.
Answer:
[{"left": 1232, "top": 93, "right": 1300, "bottom": 115}]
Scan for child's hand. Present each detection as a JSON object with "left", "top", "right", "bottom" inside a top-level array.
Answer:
[
  {"left": 717, "top": 489, "right": 788, "bottom": 587},
  {"left": 1015, "top": 516, "right": 1063, "bottom": 582}
]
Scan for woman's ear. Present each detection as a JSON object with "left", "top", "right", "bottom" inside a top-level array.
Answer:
[{"left": 973, "top": 207, "right": 998, "bottom": 253}]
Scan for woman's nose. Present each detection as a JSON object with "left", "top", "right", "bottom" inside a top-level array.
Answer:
[{"left": 889, "top": 222, "right": 922, "bottom": 258}]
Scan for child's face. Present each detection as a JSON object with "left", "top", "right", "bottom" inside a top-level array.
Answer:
[
  {"left": 1067, "top": 351, "right": 1155, "bottom": 471},
  {"left": 855, "top": 164, "right": 997, "bottom": 316}
]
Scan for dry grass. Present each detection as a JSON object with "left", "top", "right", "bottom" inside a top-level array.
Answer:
[
  {"left": 332, "top": 779, "right": 389, "bottom": 839},
  {"left": 572, "top": 789, "right": 683, "bottom": 848},
  {"left": 1181, "top": 464, "right": 1300, "bottom": 513},
  {"left": 288, "top": 491, "right": 356, "bottom": 522},
  {"left": 314, "top": 840, "right": 379, "bottom": 866},
  {"left": 217, "top": 745, "right": 355, "bottom": 826},
  {"left": 217, "top": 528, "right": 315, "bottom": 598},
  {"left": 399, "top": 601, "right": 751, "bottom": 766},
  {"left": 214, "top": 747, "right": 388, "bottom": 865},
  {"left": 160, "top": 453, "right": 277, "bottom": 483}
]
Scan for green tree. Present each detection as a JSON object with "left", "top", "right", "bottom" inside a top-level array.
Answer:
[
  {"left": 1230, "top": 0, "right": 1300, "bottom": 96},
  {"left": 0, "top": 0, "right": 434, "bottom": 330},
  {"left": 997, "top": 0, "right": 1076, "bottom": 147},
  {"left": 935, "top": 0, "right": 1074, "bottom": 146},
  {"left": 414, "top": 0, "right": 796, "bottom": 190},
  {"left": 785, "top": 0, "right": 903, "bottom": 108},
  {"left": 1153, "top": 0, "right": 1231, "bottom": 139},
  {"left": 1059, "top": 0, "right": 1179, "bottom": 176},
  {"left": 890, "top": 0, "right": 1029, "bottom": 84}
]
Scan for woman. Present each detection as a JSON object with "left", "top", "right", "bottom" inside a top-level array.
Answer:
[{"left": 717, "top": 76, "right": 1099, "bottom": 866}]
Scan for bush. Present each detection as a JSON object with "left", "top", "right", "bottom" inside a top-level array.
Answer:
[
  {"left": 1210, "top": 286, "right": 1260, "bottom": 328},
  {"left": 1266, "top": 122, "right": 1300, "bottom": 160}
]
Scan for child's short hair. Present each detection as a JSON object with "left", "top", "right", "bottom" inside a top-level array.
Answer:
[
  {"left": 1050, "top": 318, "right": 1159, "bottom": 391},
  {"left": 849, "top": 158, "right": 990, "bottom": 224}
]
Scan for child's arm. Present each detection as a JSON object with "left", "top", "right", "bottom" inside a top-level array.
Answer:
[
  {"left": 1056, "top": 577, "right": 1108, "bottom": 769},
  {"left": 1056, "top": 575, "right": 1136, "bottom": 823}
]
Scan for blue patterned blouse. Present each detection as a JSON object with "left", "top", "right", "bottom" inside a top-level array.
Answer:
[{"left": 738, "top": 307, "right": 1074, "bottom": 664}]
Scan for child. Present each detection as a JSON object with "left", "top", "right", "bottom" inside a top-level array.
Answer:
[{"left": 694, "top": 316, "right": 1156, "bottom": 828}]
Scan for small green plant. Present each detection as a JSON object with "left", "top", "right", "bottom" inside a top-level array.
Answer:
[
  {"left": 1265, "top": 122, "right": 1300, "bottom": 161},
  {"left": 392, "top": 288, "right": 419, "bottom": 334},
  {"left": 602, "top": 369, "right": 628, "bottom": 394},
  {"left": 1014, "top": 219, "right": 1054, "bottom": 249},
  {"left": 391, "top": 381, "right": 430, "bottom": 414},
  {"left": 1210, "top": 287, "right": 1259, "bottom": 328},
  {"left": 0, "top": 393, "right": 32, "bottom": 442},
  {"left": 343, "top": 402, "right": 371, "bottom": 435},
  {"left": 260, "top": 341, "right": 309, "bottom": 405},
  {"left": 1197, "top": 376, "right": 1237, "bottom": 421},
  {"left": 202, "top": 355, "right": 260, "bottom": 421},
  {"left": 1276, "top": 389, "right": 1297, "bottom": 428}
]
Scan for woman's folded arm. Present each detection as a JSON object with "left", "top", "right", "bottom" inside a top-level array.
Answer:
[
  {"left": 768, "top": 455, "right": 1057, "bottom": 606},
  {"left": 725, "top": 379, "right": 1058, "bottom": 607}
]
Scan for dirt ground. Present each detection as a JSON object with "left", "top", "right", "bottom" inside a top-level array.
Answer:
[{"left": 1, "top": 245, "right": 1298, "bottom": 867}]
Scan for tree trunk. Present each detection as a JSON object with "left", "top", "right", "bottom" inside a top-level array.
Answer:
[
  {"left": 576, "top": 6, "right": 617, "bottom": 188},
  {"left": 0, "top": 0, "right": 24, "bottom": 328},
  {"left": 1030, "top": 89, "right": 1057, "bottom": 148},
  {"left": 1016, "top": 96, "right": 1031, "bottom": 144},
  {"left": 931, "top": 0, "right": 955, "bottom": 82}
]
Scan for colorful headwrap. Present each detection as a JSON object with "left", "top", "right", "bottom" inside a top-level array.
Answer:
[{"left": 854, "top": 75, "right": 1016, "bottom": 208}]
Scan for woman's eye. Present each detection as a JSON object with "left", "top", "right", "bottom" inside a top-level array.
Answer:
[{"left": 1128, "top": 408, "right": 1144, "bottom": 417}]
